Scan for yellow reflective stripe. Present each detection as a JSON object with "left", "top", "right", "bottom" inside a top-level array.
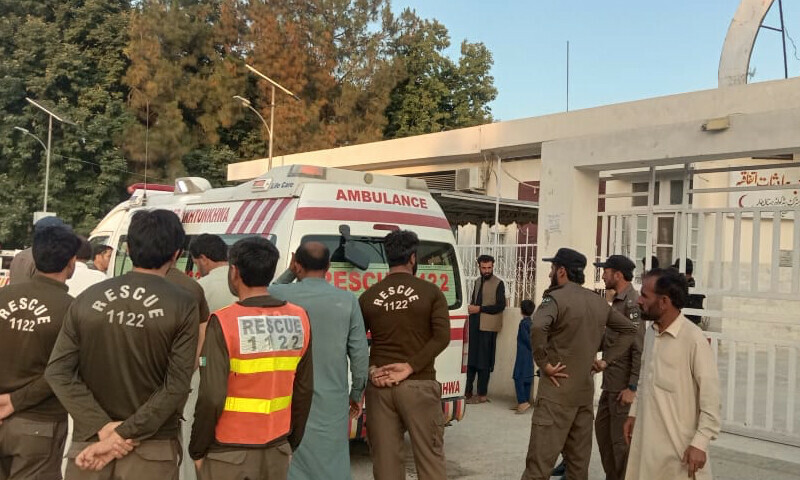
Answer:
[
  {"left": 224, "top": 395, "right": 292, "bottom": 415},
  {"left": 229, "top": 357, "right": 300, "bottom": 374}
]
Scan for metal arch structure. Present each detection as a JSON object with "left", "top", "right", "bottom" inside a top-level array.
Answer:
[{"left": 719, "top": 0, "right": 785, "bottom": 87}]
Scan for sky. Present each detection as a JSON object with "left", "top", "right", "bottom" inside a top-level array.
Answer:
[{"left": 395, "top": 1, "right": 800, "bottom": 122}]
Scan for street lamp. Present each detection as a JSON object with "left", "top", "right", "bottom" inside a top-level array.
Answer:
[
  {"left": 14, "top": 127, "right": 47, "bottom": 151},
  {"left": 24, "top": 97, "right": 75, "bottom": 214},
  {"left": 233, "top": 95, "right": 271, "bottom": 164},
  {"left": 240, "top": 64, "right": 301, "bottom": 172}
]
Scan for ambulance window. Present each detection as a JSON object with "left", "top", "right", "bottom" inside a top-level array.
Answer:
[
  {"left": 114, "top": 236, "right": 133, "bottom": 277},
  {"left": 1, "top": 255, "right": 14, "bottom": 271},
  {"left": 113, "top": 234, "right": 276, "bottom": 278},
  {"left": 179, "top": 234, "right": 277, "bottom": 278},
  {"left": 300, "top": 235, "right": 462, "bottom": 309},
  {"left": 89, "top": 236, "right": 110, "bottom": 249}
]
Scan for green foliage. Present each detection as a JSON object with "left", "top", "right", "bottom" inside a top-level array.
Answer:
[
  {"left": 384, "top": 8, "right": 497, "bottom": 138},
  {"left": 0, "top": 0, "right": 132, "bottom": 247},
  {"left": 0, "top": 0, "right": 496, "bottom": 248}
]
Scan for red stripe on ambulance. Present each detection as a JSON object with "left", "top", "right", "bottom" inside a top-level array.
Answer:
[
  {"left": 226, "top": 200, "right": 254, "bottom": 234},
  {"left": 295, "top": 207, "right": 450, "bottom": 230},
  {"left": 262, "top": 198, "right": 292, "bottom": 234},
  {"left": 226, "top": 198, "right": 292, "bottom": 234}
]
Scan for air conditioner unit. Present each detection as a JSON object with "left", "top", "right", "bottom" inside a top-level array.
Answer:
[{"left": 455, "top": 167, "right": 485, "bottom": 192}]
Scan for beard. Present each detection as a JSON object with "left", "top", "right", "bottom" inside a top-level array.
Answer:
[
  {"left": 549, "top": 274, "right": 559, "bottom": 288},
  {"left": 227, "top": 270, "right": 239, "bottom": 298},
  {"left": 481, "top": 272, "right": 493, "bottom": 280},
  {"left": 640, "top": 307, "right": 659, "bottom": 321},
  {"left": 412, "top": 261, "right": 418, "bottom": 276}
]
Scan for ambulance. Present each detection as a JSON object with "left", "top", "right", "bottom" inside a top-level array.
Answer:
[
  {"left": 0, "top": 250, "right": 22, "bottom": 288},
  {"left": 89, "top": 164, "right": 468, "bottom": 437}
]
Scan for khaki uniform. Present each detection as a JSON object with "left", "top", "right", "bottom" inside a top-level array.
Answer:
[
  {"left": 189, "top": 296, "right": 314, "bottom": 480},
  {"left": 166, "top": 267, "right": 210, "bottom": 323},
  {"left": 45, "top": 271, "right": 199, "bottom": 480},
  {"left": 8, "top": 249, "right": 35, "bottom": 285},
  {"left": 521, "top": 282, "right": 639, "bottom": 480},
  {"left": 595, "top": 284, "right": 644, "bottom": 480},
  {"left": 165, "top": 267, "right": 210, "bottom": 480},
  {"left": 0, "top": 275, "right": 73, "bottom": 479}
]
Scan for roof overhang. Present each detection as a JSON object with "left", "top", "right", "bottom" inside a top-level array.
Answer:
[{"left": 430, "top": 190, "right": 538, "bottom": 226}]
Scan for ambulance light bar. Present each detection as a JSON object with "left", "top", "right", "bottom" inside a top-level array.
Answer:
[
  {"left": 406, "top": 177, "right": 428, "bottom": 191},
  {"left": 252, "top": 178, "right": 271, "bottom": 191},
  {"left": 288, "top": 165, "right": 326, "bottom": 179},
  {"left": 175, "top": 177, "right": 212, "bottom": 194}
]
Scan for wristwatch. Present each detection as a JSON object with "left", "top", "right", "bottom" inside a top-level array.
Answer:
[{"left": 628, "top": 384, "right": 638, "bottom": 392}]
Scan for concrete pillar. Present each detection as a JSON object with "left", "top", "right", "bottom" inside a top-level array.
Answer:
[{"left": 534, "top": 141, "right": 600, "bottom": 301}]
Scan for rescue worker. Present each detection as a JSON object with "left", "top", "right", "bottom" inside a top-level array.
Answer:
[
  {"left": 520, "top": 248, "right": 639, "bottom": 480},
  {"left": 270, "top": 241, "right": 369, "bottom": 480},
  {"left": 592, "top": 255, "right": 644, "bottom": 480},
  {"left": 182, "top": 234, "right": 235, "bottom": 480},
  {"left": 9, "top": 216, "right": 70, "bottom": 284},
  {"left": 45, "top": 209, "right": 200, "bottom": 479},
  {"left": 359, "top": 230, "right": 450, "bottom": 480},
  {"left": 0, "top": 225, "right": 80, "bottom": 479},
  {"left": 189, "top": 236, "right": 313, "bottom": 480},
  {"left": 466, "top": 254, "right": 506, "bottom": 404}
]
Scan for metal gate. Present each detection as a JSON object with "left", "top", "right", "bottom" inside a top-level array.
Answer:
[{"left": 598, "top": 162, "right": 800, "bottom": 446}]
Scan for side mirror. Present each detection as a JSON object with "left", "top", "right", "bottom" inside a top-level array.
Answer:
[{"left": 338, "top": 225, "right": 370, "bottom": 271}]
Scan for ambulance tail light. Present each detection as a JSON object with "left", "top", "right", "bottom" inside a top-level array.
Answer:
[{"left": 288, "top": 165, "right": 326, "bottom": 179}]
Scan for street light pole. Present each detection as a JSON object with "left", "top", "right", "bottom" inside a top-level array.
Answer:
[
  {"left": 14, "top": 126, "right": 50, "bottom": 213},
  {"left": 233, "top": 95, "right": 271, "bottom": 166},
  {"left": 24, "top": 97, "right": 74, "bottom": 214},
  {"left": 243, "top": 64, "right": 300, "bottom": 172},
  {"left": 268, "top": 85, "right": 275, "bottom": 169},
  {"left": 45, "top": 115, "right": 52, "bottom": 212}
]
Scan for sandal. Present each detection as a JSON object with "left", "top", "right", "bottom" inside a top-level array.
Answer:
[{"left": 515, "top": 403, "right": 531, "bottom": 414}]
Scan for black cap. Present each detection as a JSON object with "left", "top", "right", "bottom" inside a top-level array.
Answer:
[
  {"left": 34, "top": 216, "right": 70, "bottom": 232},
  {"left": 594, "top": 255, "right": 636, "bottom": 275},
  {"left": 542, "top": 248, "right": 587, "bottom": 270}
]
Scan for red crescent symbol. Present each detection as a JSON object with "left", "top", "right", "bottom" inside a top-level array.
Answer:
[{"left": 738, "top": 194, "right": 746, "bottom": 208}]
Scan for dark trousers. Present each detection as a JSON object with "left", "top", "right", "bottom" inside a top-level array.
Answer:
[
  {"left": 465, "top": 366, "right": 490, "bottom": 396},
  {"left": 198, "top": 443, "right": 292, "bottom": 480},
  {"left": 0, "top": 416, "right": 67, "bottom": 480},
  {"left": 65, "top": 438, "right": 180, "bottom": 480},
  {"left": 514, "top": 378, "right": 532, "bottom": 404},
  {"left": 594, "top": 390, "right": 631, "bottom": 480},
  {"left": 366, "top": 380, "right": 446, "bottom": 480},
  {"left": 520, "top": 398, "right": 594, "bottom": 480}
]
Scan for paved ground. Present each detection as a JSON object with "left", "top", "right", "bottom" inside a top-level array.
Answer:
[{"left": 351, "top": 396, "right": 800, "bottom": 479}]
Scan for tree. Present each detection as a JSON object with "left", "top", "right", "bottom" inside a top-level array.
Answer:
[
  {"left": 123, "top": 0, "right": 244, "bottom": 180},
  {"left": 0, "top": 0, "right": 498, "bottom": 247},
  {"left": 383, "top": 8, "right": 497, "bottom": 138},
  {"left": 0, "top": 0, "right": 132, "bottom": 246}
]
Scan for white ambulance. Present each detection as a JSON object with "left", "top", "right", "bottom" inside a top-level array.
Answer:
[{"left": 89, "top": 164, "right": 468, "bottom": 438}]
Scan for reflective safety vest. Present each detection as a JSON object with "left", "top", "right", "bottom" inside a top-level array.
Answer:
[{"left": 214, "top": 301, "right": 311, "bottom": 445}]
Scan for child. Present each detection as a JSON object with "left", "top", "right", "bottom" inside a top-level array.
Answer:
[{"left": 512, "top": 299, "right": 535, "bottom": 414}]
